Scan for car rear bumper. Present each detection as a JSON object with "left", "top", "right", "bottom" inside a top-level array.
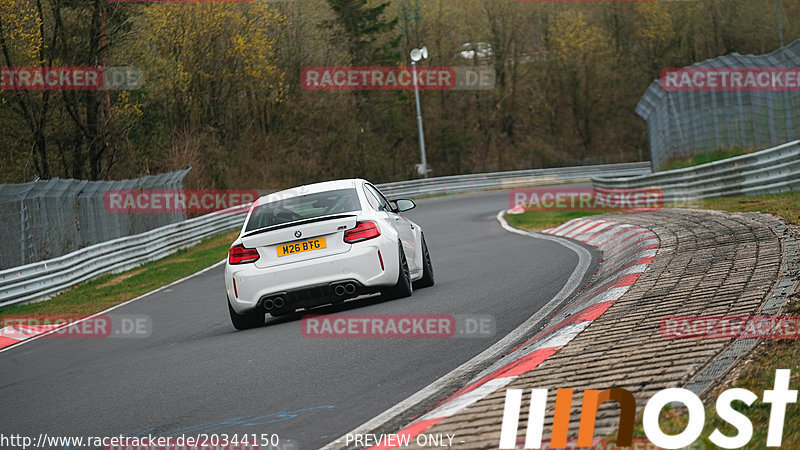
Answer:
[
  {"left": 226, "top": 241, "right": 398, "bottom": 314},
  {"left": 257, "top": 279, "right": 371, "bottom": 312}
]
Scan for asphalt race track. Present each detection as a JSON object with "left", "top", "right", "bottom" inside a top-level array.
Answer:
[{"left": 0, "top": 190, "right": 599, "bottom": 449}]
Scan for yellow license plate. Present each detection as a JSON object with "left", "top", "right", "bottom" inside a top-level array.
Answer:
[{"left": 277, "top": 237, "right": 327, "bottom": 257}]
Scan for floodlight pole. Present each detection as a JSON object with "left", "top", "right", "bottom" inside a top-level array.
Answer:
[
  {"left": 776, "top": 0, "right": 785, "bottom": 47},
  {"left": 411, "top": 60, "right": 428, "bottom": 178}
]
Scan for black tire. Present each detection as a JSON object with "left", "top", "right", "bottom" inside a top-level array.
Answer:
[
  {"left": 381, "top": 242, "right": 413, "bottom": 300},
  {"left": 228, "top": 300, "right": 265, "bottom": 330},
  {"left": 413, "top": 234, "right": 434, "bottom": 289}
]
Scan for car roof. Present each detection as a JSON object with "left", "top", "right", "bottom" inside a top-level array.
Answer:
[{"left": 255, "top": 179, "right": 367, "bottom": 205}]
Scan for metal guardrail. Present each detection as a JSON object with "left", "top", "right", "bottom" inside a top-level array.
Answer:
[
  {"left": 0, "top": 209, "right": 246, "bottom": 308},
  {"left": 592, "top": 140, "right": 800, "bottom": 201},
  {"left": 376, "top": 162, "right": 651, "bottom": 198},
  {"left": 0, "top": 162, "right": 651, "bottom": 308}
]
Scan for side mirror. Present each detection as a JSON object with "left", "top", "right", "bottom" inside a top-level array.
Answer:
[{"left": 394, "top": 199, "right": 416, "bottom": 212}]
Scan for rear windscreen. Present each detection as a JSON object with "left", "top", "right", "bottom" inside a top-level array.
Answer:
[{"left": 245, "top": 188, "right": 360, "bottom": 232}]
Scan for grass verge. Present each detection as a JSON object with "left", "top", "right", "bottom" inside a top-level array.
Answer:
[
  {"left": 691, "top": 191, "right": 800, "bottom": 226},
  {"left": 0, "top": 230, "right": 238, "bottom": 319}
]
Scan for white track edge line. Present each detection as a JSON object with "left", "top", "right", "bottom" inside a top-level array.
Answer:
[{"left": 320, "top": 211, "right": 594, "bottom": 449}]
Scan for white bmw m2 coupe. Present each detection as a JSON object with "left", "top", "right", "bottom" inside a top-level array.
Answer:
[{"left": 225, "top": 179, "right": 434, "bottom": 329}]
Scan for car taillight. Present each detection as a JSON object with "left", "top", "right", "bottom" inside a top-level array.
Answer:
[
  {"left": 344, "top": 221, "right": 381, "bottom": 243},
  {"left": 228, "top": 245, "right": 260, "bottom": 264}
]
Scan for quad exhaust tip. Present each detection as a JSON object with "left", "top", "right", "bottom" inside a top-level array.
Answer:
[
  {"left": 262, "top": 296, "right": 285, "bottom": 311},
  {"left": 334, "top": 283, "right": 357, "bottom": 297},
  {"left": 263, "top": 284, "right": 357, "bottom": 309}
]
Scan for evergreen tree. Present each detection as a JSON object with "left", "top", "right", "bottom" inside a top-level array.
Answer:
[{"left": 326, "top": 0, "right": 400, "bottom": 65}]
